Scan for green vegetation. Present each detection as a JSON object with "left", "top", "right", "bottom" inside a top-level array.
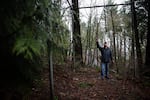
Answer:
[
  {"left": 78, "top": 82, "right": 93, "bottom": 88},
  {"left": 0, "top": 0, "right": 69, "bottom": 99}
]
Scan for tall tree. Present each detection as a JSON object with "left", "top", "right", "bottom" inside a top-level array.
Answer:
[
  {"left": 72, "top": 0, "right": 83, "bottom": 65},
  {"left": 145, "top": 0, "right": 150, "bottom": 69},
  {"left": 131, "top": 0, "right": 143, "bottom": 77},
  {"left": 110, "top": 9, "right": 118, "bottom": 72}
]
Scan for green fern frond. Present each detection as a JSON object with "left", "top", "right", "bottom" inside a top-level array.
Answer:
[
  {"left": 28, "top": 39, "right": 42, "bottom": 56},
  {"left": 13, "top": 38, "right": 26, "bottom": 54},
  {"left": 13, "top": 37, "right": 44, "bottom": 60},
  {"left": 16, "top": 46, "right": 28, "bottom": 56},
  {"left": 25, "top": 50, "right": 33, "bottom": 60}
]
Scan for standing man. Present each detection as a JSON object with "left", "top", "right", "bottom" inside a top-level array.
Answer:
[{"left": 96, "top": 38, "right": 113, "bottom": 79}]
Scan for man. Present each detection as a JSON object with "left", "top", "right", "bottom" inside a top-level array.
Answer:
[{"left": 96, "top": 39, "right": 113, "bottom": 79}]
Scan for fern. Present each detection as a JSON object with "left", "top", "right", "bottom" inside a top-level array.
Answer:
[{"left": 13, "top": 37, "right": 45, "bottom": 60}]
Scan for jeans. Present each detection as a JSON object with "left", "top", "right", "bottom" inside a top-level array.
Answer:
[{"left": 101, "top": 62, "right": 109, "bottom": 78}]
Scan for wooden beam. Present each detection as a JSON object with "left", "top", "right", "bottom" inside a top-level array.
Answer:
[
  {"left": 64, "top": 3, "right": 131, "bottom": 10},
  {"left": 79, "top": 3, "right": 131, "bottom": 9}
]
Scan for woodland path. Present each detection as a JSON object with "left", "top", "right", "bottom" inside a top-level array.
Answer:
[{"left": 30, "top": 63, "right": 150, "bottom": 100}]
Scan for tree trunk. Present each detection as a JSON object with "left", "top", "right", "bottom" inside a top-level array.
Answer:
[
  {"left": 47, "top": 40, "right": 54, "bottom": 100},
  {"left": 117, "top": 33, "right": 120, "bottom": 66},
  {"left": 110, "top": 10, "right": 118, "bottom": 73},
  {"left": 119, "top": 34, "right": 123, "bottom": 66},
  {"left": 131, "top": 28, "right": 136, "bottom": 77},
  {"left": 72, "top": 0, "right": 83, "bottom": 65},
  {"left": 96, "top": 22, "right": 99, "bottom": 67},
  {"left": 145, "top": 0, "right": 150, "bottom": 68},
  {"left": 123, "top": 32, "right": 126, "bottom": 67},
  {"left": 85, "top": 13, "right": 92, "bottom": 66},
  {"left": 131, "top": 0, "right": 143, "bottom": 77}
]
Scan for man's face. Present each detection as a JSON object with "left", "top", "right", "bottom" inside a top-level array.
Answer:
[{"left": 104, "top": 42, "right": 107, "bottom": 48}]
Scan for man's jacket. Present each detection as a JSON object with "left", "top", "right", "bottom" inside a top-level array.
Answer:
[{"left": 96, "top": 42, "right": 112, "bottom": 63}]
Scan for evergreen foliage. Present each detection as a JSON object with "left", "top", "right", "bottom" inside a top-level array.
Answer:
[{"left": 0, "top": 0, "right": 69, "bottom": 99}]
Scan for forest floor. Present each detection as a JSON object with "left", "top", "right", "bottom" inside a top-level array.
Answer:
[{"left": 31, "top": 62, "right": 150, "bottom": 100}]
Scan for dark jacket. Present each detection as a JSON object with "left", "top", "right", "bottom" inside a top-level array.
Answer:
[{"left": 96, "top": 42, "right": 112, "bottom": 63}]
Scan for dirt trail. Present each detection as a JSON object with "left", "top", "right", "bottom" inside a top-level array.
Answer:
[
  {"left": 30, "top": 64, "right": 150, "bottom": 100},
  {"left": 54, "top": 65, "right": 149, "bottom": 100}
]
